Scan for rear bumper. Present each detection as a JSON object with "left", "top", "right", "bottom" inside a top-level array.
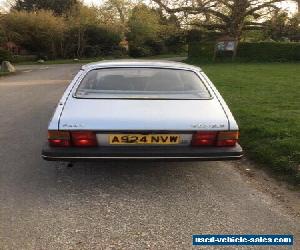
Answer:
[{"left": 42, "top": 144, "right": 243, "bottom": 161}]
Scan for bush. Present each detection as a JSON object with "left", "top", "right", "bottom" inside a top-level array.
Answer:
[
  {"left": 0, "top": 48, "right": 12, "bottom": 63},
  {"left": 187, "top": 30, "right": 220, "bottom": 43},
  {"left": 188, "top": 42, "right": 215, "bottom": 60},
  {"left": 84, "top": 25, "right": 122, "bottom": 56},
  {"left": 109, "top": 47, "right": 127, "bottom": 58},
  {"left": 2, "top": 11, "right": 65, "bottom": 59},
  {"left": 165, "top": 31, "right": 186, "bottom": 53},
  {"left": 237, "top": 42, "right": 300, "bottom": 61},
  {"left": 11, "top": 55, "right": 37, "bottom": 63},
  {"left": 128, "top": 39, "right": 168, "bottom": 57},
  {"left": 129, "top": 43, "right": 152, "bottom": 57},
  {"left": 145, "top": 39, "right": 167, "bottom": 55},
  {"left": 63, "top": 24, "right": 122, "bottom": 58},
  {"left": 188, "top": 42, "right": 300, "bottom": 62}
]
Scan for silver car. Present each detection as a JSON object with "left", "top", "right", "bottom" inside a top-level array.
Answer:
[{"left": 42, "top": 60, "right": 243, "bottom": 161}]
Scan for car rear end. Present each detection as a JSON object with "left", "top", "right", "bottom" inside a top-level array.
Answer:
[
  {"left": 42, "top": 61, "right": 243, "bottom": 161},
  {"left": 44, "top": 130, "right": 242, "bottom": 160}
]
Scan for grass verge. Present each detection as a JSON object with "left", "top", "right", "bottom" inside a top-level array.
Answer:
[{"left": 188, "top": 61, "right": 300, "bottom": 185}]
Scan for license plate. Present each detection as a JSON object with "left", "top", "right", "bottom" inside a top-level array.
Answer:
[{"left": 109, "top": 134, "right": 181, "bottom": 145}]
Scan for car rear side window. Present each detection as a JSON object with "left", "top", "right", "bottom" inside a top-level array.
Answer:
[{"left": 75, "top": 68, "right": 211, "bottom": 100}]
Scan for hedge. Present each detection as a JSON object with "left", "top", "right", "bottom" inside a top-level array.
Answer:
[
  {"left": 238, "top": 42, "right": 300, "bottom": 61},
  {"left": 11, "top": 55, "right": 37, "bottom": 63},
  {"left": 188, "top": 42, "right": 215, "bottom": 61},
  {"left": 0, "top": 50, "right": 38, "bottom": 63},
  {"left": 189, "top": 42, "right": 300, "bottom": 62}
]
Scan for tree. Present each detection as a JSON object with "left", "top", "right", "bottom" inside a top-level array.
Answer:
[
  {"left": 84, "top": 24, "right": 122, "bottom": 56},
  {"left": 264, "top": 10, "right": 289, "bottom": 41},
  {"left": 98, "top": 0, "right": 135, "bottom": 35},
  {"left": 263, "top": 10, "right": 300, "bottom": 41},
  {"left": 100, "top": 0, "right": 133, "bottom": 24},
  {"left": 127, "top": 4, "right": 186, "bottom": 56},
  {"left": 1, "top": 10, "right": 66, "bottom": 58},
  {"left": 127, "top": 4, "right": 165, "bottom": 56},
  {"left": 13, "top": 0, "right": 78, "bottom": 15},
  {"left": 128, "top": 5, "right": 161, "bottom": 44},
  {"left": 288, "top": 13, "right": 300, "bottom": 40},
  {"left": 152, "top": 0, "right": 284, "bottom": 40},
  {"left": 295, "top": 0, "right": 300, "bottom": 13},
  {"left": 65, "top": 4, "right": 101, "bottom": 57}
]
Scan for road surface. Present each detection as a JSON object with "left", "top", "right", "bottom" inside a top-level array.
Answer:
[{"left": 0, "top": 64, "right": 299, "bottom": 249}]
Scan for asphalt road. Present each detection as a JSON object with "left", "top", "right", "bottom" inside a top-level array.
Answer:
[{"left": 0, "top": 64, "right": 299, "bottom": 249}]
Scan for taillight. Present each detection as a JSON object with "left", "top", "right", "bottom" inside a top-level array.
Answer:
[
  {"left": 217, "top": 131, "right": 239, "bottom": 147},
  {"left": 192, "top": 132, "right": 217, "bottom": 146},
  {"left": 71, "top": 131, "right": 97, "bottom": 147},
  {"left": 48, "top": 131, "right": 71, "bottom": 147},
  {"left": 48, "top": 131, "right": 98, "bottom": 147},
  {"left": 192, "top": 131, "right": 239, "bottom": 147}
]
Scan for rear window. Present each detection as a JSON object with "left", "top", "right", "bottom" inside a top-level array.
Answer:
[{"left": 75, "top": 68, "right": 211, "bottom": 100}]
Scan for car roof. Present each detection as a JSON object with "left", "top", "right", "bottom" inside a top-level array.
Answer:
[{"left": 82, "top": 59, "right": 202, "bottom": 72}]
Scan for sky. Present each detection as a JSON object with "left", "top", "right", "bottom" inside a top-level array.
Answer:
[
  {"left": 83, "top": 0, "right": 98, "bottom": 5},
  {"left": 0, "top": 0, "right": 298, "bottom": 13},
  {"left": 278, "top": 1, "right": 298, "bottom": 12}
]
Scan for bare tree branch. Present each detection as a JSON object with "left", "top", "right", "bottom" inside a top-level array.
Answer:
[
  {"left": 152, "top": 0, "right": 230, "bottom": 21},
  {"left": 151, "top": 0, "right": 285, "bottom": 39}
]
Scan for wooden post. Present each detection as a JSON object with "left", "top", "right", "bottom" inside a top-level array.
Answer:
[{"left": 232, "top": 39, "right": 239, "bottom": 61}]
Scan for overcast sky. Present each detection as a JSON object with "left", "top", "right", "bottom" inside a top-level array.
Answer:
[{"left": 83, "top": 0, "right": 99, "bottom": 5}]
